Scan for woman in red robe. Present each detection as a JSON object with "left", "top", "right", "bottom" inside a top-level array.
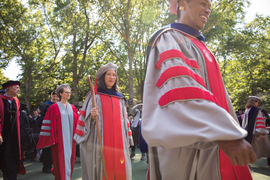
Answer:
[
  {"left": 37, "top": 84, "right": 78, "bottom": 180},
  {"left": 74, "top": 63, "right": 133, "bottom": 180}
]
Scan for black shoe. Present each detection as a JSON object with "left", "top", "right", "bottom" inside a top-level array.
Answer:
[
  {"left": 42, "top": 168, "right": 51, "bottom": 173},
  {"left": 130, "top": 153, "right": 135, "bottom": 158}
]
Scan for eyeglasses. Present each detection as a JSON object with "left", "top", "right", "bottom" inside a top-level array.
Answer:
[{"left": 64, "top": 92, "right": 71, "bottom": 94}]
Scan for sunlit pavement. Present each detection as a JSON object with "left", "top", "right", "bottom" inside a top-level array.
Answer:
[{"left": 0, "top": 148, "right": 269, "bottom": 180}]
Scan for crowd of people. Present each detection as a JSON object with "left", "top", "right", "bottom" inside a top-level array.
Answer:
[{"left": 1, "top": 0, "right": 270, "bottom": 180}]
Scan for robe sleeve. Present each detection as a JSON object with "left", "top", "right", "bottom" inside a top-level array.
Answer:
[
  {"left": 74, "top": 92, "right": 93, "bottom": 144},
  {"left": 255, "top": 110, "right": 268, "bottom": 134},
  {"left": 36, "top": 105, "right": 56, "bottom": 149},
  {"left": 142, "top": 30, "right": 247, "bottom": 150},
  {"left": 120, "top": 99, "right": 134, "bottom": 146}
]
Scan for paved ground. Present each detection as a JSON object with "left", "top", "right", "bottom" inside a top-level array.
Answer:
[{"left": 0, "top": 148, "right": 269, "bottom": 180}]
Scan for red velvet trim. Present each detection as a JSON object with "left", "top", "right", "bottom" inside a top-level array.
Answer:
[
  {"left": 79, "top": 110, "right": 86, "bottom": 117},
  {"left": 4, "top": 84, "right": 20, "bottom": 89},
  {"left": 128, "top": 130, "right": 132, "bottom": 136},
  {"left": 186, "top": 34, "right": 252, "bottom": 180},
  {"left": 127, "top": 122, "right": 130, "bottom": 128},
  {"left": 158, "top": 87, "right": 218, "bottom": 107},
  {"left": 256, "top": 117, "right": 264, "bottom": 120},
  {"left": 77, "top": 120, "right": 85, "bottom": 127},
  {"left": 41, "top": 129, "right": 51, "bottom": 133},
  {"left": 156, "top": 66, "right": 206, "bottom": 88},
  {"left": 100, "top": 94, "right": 126, "bottom": 180},
  {"left": 156, "top": 49, "right": 199, "bottom": 71},
  {"left": 256, "top": 126, "right": 266, "bottom": 129},
  {"left": 75, "top": 129, "right": 84, "bottom": 136},
  {"left": 94, "top": 79, "right": 98, "bottom": 94}
]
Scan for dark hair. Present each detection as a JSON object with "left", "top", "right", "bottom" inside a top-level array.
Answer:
[
  {"left": 245, "top": 99, "right": 258, "bottom": 108},
  {"left": 261, "top": 109, "right": 270, "bottom": 119},
  {"left": 98, "top": 70, "right": 119, "bottom": 91}
]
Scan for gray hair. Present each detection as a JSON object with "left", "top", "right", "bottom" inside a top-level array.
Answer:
[{"left": 55, "top": 84, "right": 71, "bottom": 100}]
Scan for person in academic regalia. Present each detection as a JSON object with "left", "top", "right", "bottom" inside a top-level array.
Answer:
[
  {"left": 39, "top": 91, "right": 59, "bottom": 173},
  {"left": 36, "top": 84, "right": 78, "bottom": 180},
  {"left": 142, "top": 0, "right": 256, "bottom": 180},
  {"left": 19, "top": 103, "right": 31, "bottom": 160},
  {"left": 0, "top": 80, "right": 26, "bottom": 180},
  {"left": 0, "top": 90, "right": 5, "bottom": 95},
  {"left": 130, "top": 104, "right": 142, "bottom": 158},
  {"left": 74, "top": 63, "right": 133, "bottom": 180},
  {"left": 242, "top": 96, "right": 270, "bottom": 159}
]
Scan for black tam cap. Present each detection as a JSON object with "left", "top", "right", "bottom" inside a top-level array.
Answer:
[
  {"left": 48, "top": 91, "right": 56, "bottom": 96},
  {"left": 20, "top": 103, "right": 28, "bottom": 111},
  {"left": 2, "top": 81, "right": 20, "bottom": 89}
]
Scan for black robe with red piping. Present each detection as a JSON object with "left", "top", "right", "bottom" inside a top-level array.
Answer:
[
  {"left": 36, "top": 103, "right": 78, "bottom": 180},
  {"left": 0, "top": 95, "right": 25, "bottom": 174}
]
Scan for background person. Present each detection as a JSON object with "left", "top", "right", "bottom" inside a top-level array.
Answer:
[
  {"left": 36, "top": 84, "right": 78, "bottom": 180},
  {"left": 19, "top": 103, "right": 31, "bottom": 160},
  {"left": 74, "top": 63, "right": 133, "bottom": 180},
  {"left": 0, "top": 80, "right": 25, "bottom": 179},
  {"left": 142, "top": 0, "right": 256, "bottom": 179},
  {"left": 39, "top": 91, "right": 59, "bottom": 173},
  {"left": 242, "top": 96, "right": 270, "bottom": 159}
]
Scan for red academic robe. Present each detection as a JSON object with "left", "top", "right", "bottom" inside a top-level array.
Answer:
[
  {"left": 36, "top": 103, "right": 78, "bottom": 180},
  {"left": 0, "top": 95, "right": 25, "bottom": 174},
  {"left": 189, "top": 37, "right": 252, "bottom": 180}
]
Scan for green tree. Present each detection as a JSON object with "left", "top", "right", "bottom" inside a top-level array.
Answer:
[
  {"left": 0, "top": 69, "right": 9, "bottom": 88},
  {"left": 0, "top": 0, "right": 62, "bottom": 109},
  {"left": 221, "top": 15, "right": 270, "bottom": 110}
]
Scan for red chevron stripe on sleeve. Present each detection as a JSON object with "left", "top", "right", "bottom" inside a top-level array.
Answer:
[
  {"left": 79, "top": 110, "right": 86, "bottom": 117},
  {"left": 75, "top": 129, "right": 84, "bottom": 136},
  {"left": 156, "top": 49, "right": 199, "bottom": 71},
  {"left": 77, "top": 120, "right": 85, "bottom": 127},
  {"left": 256, "top": 126, "right": 266, "bottom": 129},
  {"left": 158, "top": 87, "right": 218, "bottom": 107},
  {"left": 156, "top": 66, "right": 206, "bottom": 88}
]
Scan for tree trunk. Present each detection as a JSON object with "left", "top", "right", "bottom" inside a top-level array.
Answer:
[
  {"left": 128, "top": 51, "right": 134, "bottom": 114},
  {"left": 24, "top": 68, "right": 32, "bottom": 110},
  {"left": 72, "top": 32, "right": 78, "bottom": 105}
]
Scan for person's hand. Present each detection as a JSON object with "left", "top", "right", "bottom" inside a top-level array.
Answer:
[
  {"left": 259, "top": 134, "right": 265, "bottom": 140},
  {"left": 0, "top": 136, "right": 3, "bottom": 145},
  {"left": 217, "top": 139, "right": 257, "bottom": 166},
  {"left": 91, "top": 106, "right": 99, "bottom": 119}
]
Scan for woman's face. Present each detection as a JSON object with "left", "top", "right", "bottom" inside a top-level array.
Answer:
[
  {"left": 179, "top": 0, "right": 211, "bottom": 31},
  {"left": 255, "top": 101, "right": 259, "bottom": 107},
  {"left": 60, "top": 87, "right": 71, "bottom": 101},
  {"left": 104, "top": 69, "right": 117, "bottom": 89}
]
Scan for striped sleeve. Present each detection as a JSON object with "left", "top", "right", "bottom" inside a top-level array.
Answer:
[
  {"left": 74, "top": 92, "right": 93, "bottom": 144},
  {"left": 142, "top": 30, "right": 247, "bottom": 149},
  {"left": 155, "top": 48, "right": 218, "bottom": 107},
  {"left": 255, "top": 111, "right": 269, "bottom": 134},
  {"left": 36, "top": 105, "right": 55, "bottom": 149}
]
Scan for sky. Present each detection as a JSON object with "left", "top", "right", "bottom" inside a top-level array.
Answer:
[{"left": 3, "top": 0, "right": 270, "bottom": 80}]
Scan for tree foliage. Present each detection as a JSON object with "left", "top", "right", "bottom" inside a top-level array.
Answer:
[
  {"left": 1, "top": 0, "right": 270, "bottom": 113},
  {"left": 221, "top": 15, "right": 270, "bottom": 110}
]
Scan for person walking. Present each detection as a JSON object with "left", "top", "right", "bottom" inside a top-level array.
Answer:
[
  {"left": 36, "top": 84, "right": 78, "bottom": 180},
  {"left": 142, "top": 0, "right": 256, "bottom": 179},
  {"left": 19, "top": 103, "right": 31, "bottom": 160},
  {"left": 242, "top": 96, "right": 270, "bottom": 159},
  {"left": 39, "top": 91, "right": 59, "bottom": 173},
  {"left": 0, "top": 80, "right": 26, "bottom": 179},
  {"left": 74, "top": 63, "right": 133, "bottom": 180}
]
